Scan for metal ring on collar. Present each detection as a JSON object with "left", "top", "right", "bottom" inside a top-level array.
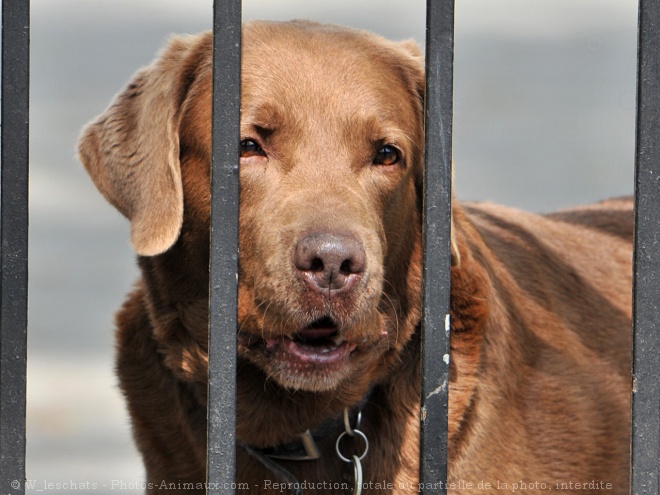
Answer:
[
  {"left": 343, "top": 408, "right": 362, "bottom": 436},
  {"left": 335, "top": 429, "right": 369, "bottom": 463}
]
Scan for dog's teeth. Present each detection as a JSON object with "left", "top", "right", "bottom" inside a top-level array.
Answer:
[{"left": 332, "top": 335, "right": 345, "bottom": 346}]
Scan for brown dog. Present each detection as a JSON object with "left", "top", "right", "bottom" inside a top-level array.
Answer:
[{"left": 78, "top": 21, "right": 631, "bottom": 494}]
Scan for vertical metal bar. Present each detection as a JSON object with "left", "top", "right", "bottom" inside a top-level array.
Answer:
[
  {"left": 420, "top": 1, "right": 454, "bottom": 494},
  {"left": 0, "top": 0, "right": 30, "bottom": 494},
  {"left": 207, "top": 0, "right": 242, "bottom": 493},
  {"left": 632, "top": 0, "right": 660, "bottom": 494}
]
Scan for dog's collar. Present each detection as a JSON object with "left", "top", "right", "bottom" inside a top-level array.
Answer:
[
  {"left": 257, "top": 403, "right": 364, "bottom": 461},
  {"left": 239, "top": 389, "right": 372, "bottom": 495},
  {"left": 239, "top": 425, "right": 334, "bottom": 495},
  {"left": 252, "top": 401, "right": 365, "bottom": 461},
  {"left": 258, "top": 429, "right": 322, "bottom": 461}
]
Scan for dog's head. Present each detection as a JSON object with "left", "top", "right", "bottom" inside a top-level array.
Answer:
[{"left": 78, "top": 21, "right": 426, "bottom": 397}]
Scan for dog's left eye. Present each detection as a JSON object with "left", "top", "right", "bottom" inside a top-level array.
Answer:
[
  {"left": 240, "top": 139, "right": 266, "bottom": 158},
  {"left": 373, "top": 145, "right": 401, "bottom": 166}
]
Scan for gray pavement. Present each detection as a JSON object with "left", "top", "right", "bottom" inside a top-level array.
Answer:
[{"left": 25, "top": 0, "right": 637, "bottom": 493}]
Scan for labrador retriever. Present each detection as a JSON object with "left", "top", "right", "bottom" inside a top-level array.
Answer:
[{"left": 78, "top": 21, "right": 632, "bottom": 495}]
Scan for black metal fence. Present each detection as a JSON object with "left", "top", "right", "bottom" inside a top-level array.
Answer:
[
  {"left": 1, "top": 1, "right": 659, "bottom": 494},
  {"left": 631, "top": 1, "right": 660, "bottom": 494},
  {"left": 0, "top": 0, "right": 30, "bottom": 493}
]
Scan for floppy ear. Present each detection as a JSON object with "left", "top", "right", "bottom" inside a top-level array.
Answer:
[
  {"left": 77, "top": 36, "right": 199, "bottom": 256},
  {"left": 398, "top": 40, "right": 462, "bottom": 266}
]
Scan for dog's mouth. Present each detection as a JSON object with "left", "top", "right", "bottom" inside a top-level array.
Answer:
[
  {"left": 272, "top": 317, "right": 358, "bottom": 364},
  {"left": 237, "top": 313, "right": 390, "bottom": 391},
  {"left": 238, "top": 317, "right": 358, "bottom": 366}
]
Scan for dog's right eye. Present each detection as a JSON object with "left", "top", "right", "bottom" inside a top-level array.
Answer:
[{"left": 240, "top": 139, "right": 266, "bottom": 158}]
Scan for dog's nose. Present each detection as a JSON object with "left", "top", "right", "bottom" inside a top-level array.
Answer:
[{"left": 294, "top": 232, "right": 365, "bottom": 293}]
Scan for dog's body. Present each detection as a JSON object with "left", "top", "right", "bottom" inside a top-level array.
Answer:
[{"left": 79, "top": 22, "right": 631, "bottom": 494}]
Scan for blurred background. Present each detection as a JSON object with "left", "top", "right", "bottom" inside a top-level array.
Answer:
[{"left": 27, "top": 0, "right": 637, "bottom": 492}]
